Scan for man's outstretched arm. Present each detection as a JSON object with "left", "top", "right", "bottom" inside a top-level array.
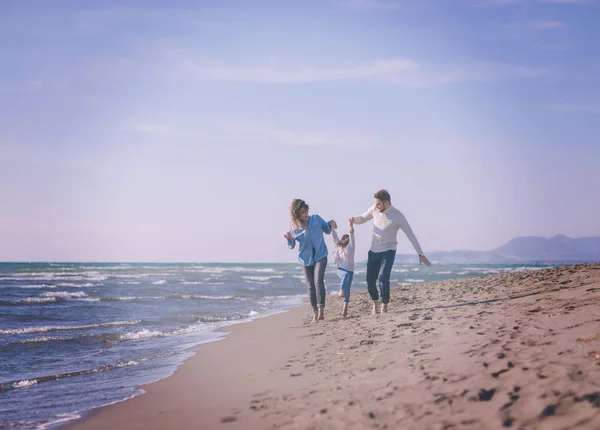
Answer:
[
  {"left": 397, "top": 213, "right": 431, "bottom": 266},
  {"left": 351, "top": 206, "right": 374, "bottom": 225}
]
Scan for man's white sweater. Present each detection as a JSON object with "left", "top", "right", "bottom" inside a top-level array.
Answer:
[{"left": 353, "top": 204, "right": 424, "bottom": 255}]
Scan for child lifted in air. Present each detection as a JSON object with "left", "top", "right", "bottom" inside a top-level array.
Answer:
[{"left": 331, "top": 218, "right": 355, "bottom": 317}]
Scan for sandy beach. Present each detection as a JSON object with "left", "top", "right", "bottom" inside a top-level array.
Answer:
[{"left": 66, "top": 264, "right": 600, "bottom": 430}]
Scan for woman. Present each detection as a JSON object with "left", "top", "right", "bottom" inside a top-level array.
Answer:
[{"left": 285, "top": 199, "right": 336, "bottom": 323}]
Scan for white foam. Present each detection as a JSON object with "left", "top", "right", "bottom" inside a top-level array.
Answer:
[
  {"left": 57, "top": 282, "right": 95, "bottom": 287},
  {"left": 13, "top": 284, "right": 55, "bottom": 289},
  {"left": 12, "top": 379, "right": 38, "bottom": 389},
  {"left": 152, "top": 280, "right": 167, "bottom": 285},
  {"left": 19, "top": 336, "right": 69, "bottom": 343},
  {"left": 41, "top": 291, "right": 88, "bottom": 299},
  {"left": 242, "top": 275, "right": 284, "bottom": 282},
  {"left": 199, "top": 266, "right": 277, "bottom": 274},
  {"left": 197, "top": 295, "right": 234, "bottom": 300},
  {"left": 405, "top": 279, "right": 425, "bottom": 283},
  {"left": 120, "top": 329, "right": 165, "bottom": 341},
  {"left": 22, "top": 297, "right": 56, "bottom": 303},
  {"left": 0, "top": 320, "right": 140, "bottom": 335}
]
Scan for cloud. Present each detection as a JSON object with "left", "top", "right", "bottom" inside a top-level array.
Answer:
[
  {"left": 539, "top": 0, "right": 592, "bottom": 3},
  {"left": 478, "top": 0, "right": 591, "bottom": 5},
  {"left": 225, "top": 123, "right": 382, "bottom": 148},
  {"left": 333, "top": 0, "right": 399, "bottom": 9},
  {"left": 512, "top": 20, "right": 566, "bottom": 29},
  {"left": 544, "top": 104, "right": 600, "bottom": 114},
  {"left": 191, "top": 59, "right": 418, "bottom": 84},
  {"left": 189, "top": 59, "right": 548, "bottom": 87}
]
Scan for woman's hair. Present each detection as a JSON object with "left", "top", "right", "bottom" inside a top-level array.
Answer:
[
  {"left": 338, "top": 234, "right": 350, "bottom": 248},
  {"left": 290, "top": 199, "right": 309, "bottom": 229}
]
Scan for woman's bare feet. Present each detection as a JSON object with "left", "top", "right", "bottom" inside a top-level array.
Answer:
[
  {"left": 342, "top": 302, "right": 348, "bottom": 317},
  {"left": 372, "top": 300, "right": 380, "bottom": 315},
  {"left": 338, "top": 289, "right": 344, "bottom": 297},
  {"left": 312, "top": 309, "right": 318, "bottom": 323},
  {"left": 381, "top": 303, "right": 388, "bottom": 313},
  {"left": 318, "top": 307, "right": 325, "bottom": 320}
]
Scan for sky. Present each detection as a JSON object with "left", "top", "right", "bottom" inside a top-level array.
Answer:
[{"left": 1, "top": 0, "right": 599, "bottom": 262}]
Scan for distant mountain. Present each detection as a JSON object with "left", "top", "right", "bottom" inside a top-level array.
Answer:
[{"left": 393, "top": 235, "right": 600, "bottom": 264}]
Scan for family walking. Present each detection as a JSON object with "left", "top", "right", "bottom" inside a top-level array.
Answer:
[{"left": 285, "top": 189, "right": 432, "bottom": 322}]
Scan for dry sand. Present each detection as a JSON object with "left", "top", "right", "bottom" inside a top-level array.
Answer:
[{"left": 67, "top": 264, "right": 600, "bottom": 430}]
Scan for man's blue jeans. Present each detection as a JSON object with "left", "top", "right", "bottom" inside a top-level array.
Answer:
[
  {"left": 366, "top": 249, "right": 396, "bottom": 304},
  {"left": 336, "top": 268, "right": 354, "bottom": 303}
]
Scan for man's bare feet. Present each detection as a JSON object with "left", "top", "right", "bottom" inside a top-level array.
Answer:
[
  {"left": 342, "top": 302, "right": 348, "bottom": 317},
  {"left": 318, "top": 307, "right": 325, "bottom": 320},
  {"left": 338, "top": 289, "right": 344, "bottom": 297},
  {"left": 372, "top": 300, "right": 380, "bottom": 315},
  {"left": 381, "top": 303, "right": 388, "bottom": 313},
  {"left": 312, "top": 310, "right": 318, "bottom": 323}
]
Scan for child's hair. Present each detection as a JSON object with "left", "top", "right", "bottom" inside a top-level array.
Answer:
[
  {"left": 338, "top": 234, "right": 350, "bottom": 248},
  {"left": 290, "top": 199, "right": 309, "bottom": 229}
]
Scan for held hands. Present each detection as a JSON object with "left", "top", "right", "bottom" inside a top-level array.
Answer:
[
  {"left": 348, "top": 218, "right": 354, "bottom": 233},
  {"left": 284, "top": 231, "right": 293, "bottom": 241},
  {"left": 329, "top": 220, "right": 338, "bottom": 229},
  {"left": 419, "top": 255, "right": 432, "bottom": 267}
]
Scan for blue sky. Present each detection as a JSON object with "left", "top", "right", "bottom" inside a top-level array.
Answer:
[{"left": 1, "top": 0, "right": 599, "bottom": 262}]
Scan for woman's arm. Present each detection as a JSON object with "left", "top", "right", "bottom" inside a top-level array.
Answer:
[
  {"left": 316, "top": 215, "right": 333, "bottom": 234},
  {"left": 284, "top": 231, "right": 296, "bottom": 249},
  {"left": 331, "top": 228, "right": 340, "bottom": 245}
]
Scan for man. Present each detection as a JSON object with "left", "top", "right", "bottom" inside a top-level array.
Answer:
[{"left": 351, "top": 189, "right": 431, "bottom": 314}]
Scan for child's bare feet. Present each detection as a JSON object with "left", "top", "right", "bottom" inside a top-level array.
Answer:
[
  {"left": 381, "top": 303, "right": 388, "bottom": 313},
  {"left": 318, "top": 307, "right": 325, "bottom": 320},
  {"left": 372, "top": 300, "right": 380, "bottom": 315},
  {"left": 338, "top": 289, "right": 343, "bottom": 297},
  {"left": 342, "top": 302, "right": 348, "bottom": 317}
]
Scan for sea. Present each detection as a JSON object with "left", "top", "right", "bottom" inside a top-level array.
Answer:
[{"left": 0, "top": 262, "right": 552, "bottom": 429}]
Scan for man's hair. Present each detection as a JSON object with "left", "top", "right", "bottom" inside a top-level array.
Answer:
[{"left": 374, "top": 189, "right": 391, "bottom": 203}]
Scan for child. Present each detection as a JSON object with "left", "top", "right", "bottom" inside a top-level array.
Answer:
[{"left": 331, "top": 218, "right": 355, "bottom": 317}]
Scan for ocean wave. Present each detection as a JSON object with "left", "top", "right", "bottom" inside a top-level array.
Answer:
[
  {"left": 57, "top": 282, "right": 95, "bottom": 287},
  {"left": 167, "top": 294, "right": 235, "bottom": 300},
  {"left": 10, "top": 284, "right": 55, "bottom": 289},
  {"left": 23, "top": 297, "right": 56, "bottom": 303},
  {"left": 100, "top": 296, "right": 138, "bottom": 301},
  {"left": 1, "top": 351, "right": 181, "bottom": 392},
  {"left": 1, "top": 359, "right": 144, "bottom": 392},
  {"left": 41, "top": 291, "right": 88, "bottom": 299},
  {"left": 119, "top": 329, "right": 166, "bottom": 341},
  {"left": 12, "top": 379, "right": 38, "bottom": 389},
  {"left": 152, "top": 280, "right": 167, "bottom": 285},
  {"left": 0, "top": 320, "right": 141, "bottom": 335},
  {"left": 242, "top": 275, "right": 284, "bottom": 282},
  {"left": 198, "top": 266, "right": 278, "bottom": 274}
]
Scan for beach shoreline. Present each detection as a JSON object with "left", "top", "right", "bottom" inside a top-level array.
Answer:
[{"left": 65, "top": 264, "right": 600, "bottom": 429}]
